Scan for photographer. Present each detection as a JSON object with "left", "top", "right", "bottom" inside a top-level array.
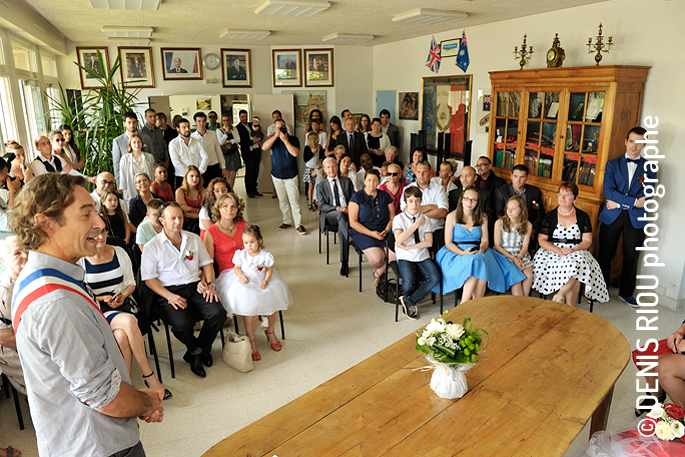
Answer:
[{"left": 262, "top": 120, "right": 306, "bottom": 235}]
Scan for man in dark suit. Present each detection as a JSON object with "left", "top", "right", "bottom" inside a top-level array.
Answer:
[
  {"left": 336, "top": 117, "right": 366, "bottom": 168},
  {"left": 227, "top": 58, "right": 246, "bottom": 80},
  {"left": 168, "top": 57, "right": 188, "bottom": 73},
  {"left": 476, "top": 156, "right": 506, "bottom": 196},
  {"left": 379, "top": 109, "right": 400, "bottom": 149},
  {"left": 598, "top": 127, "right": 656, "bottom": 307},
  {"left": 235, "top": 109, "right": 261, "bottom": 197},
  {"left": 495, "top": 164, "right": 546, "bottom": 232},
  {"left": 449, "top": 166, "right": 496, "bottom": 240},
  {"left": 317, "top": 157, "right": 354, "bottom": 275}
]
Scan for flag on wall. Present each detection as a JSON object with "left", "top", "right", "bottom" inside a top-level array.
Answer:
[
  {"left": 456, "top": 30, "right": 470, "bottom": 72},
  {"left": 426, "top": 35, "right": 441, "bottom": 73}
]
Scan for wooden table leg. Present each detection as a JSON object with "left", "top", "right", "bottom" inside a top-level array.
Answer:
[{"left": 589, "top": 385, "right": 615, "bottom": 438}]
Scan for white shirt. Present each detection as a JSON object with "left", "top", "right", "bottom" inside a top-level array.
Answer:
[
  {"left": 267, "top": 122, "right": 293, "bottom": 138},
  {"left": 401, "top": 180, "right": 449, "bottom": 230},
  {"left": 168, "top": 136, "right": 209, "bottom": 177},
  {"left": 317, "top": 131, "right": 327, "bottom": 150},
  {"left": 191, "top": 129, "right": 226, "bottom": 169},
  {"left": 625, "top": 153, "right": 639, "bottom": 186},
  {"left": 392, "top": 211, "right": 433, "bottom": 262},
  {"left": 327, "top": 176, "right": 348, "bottom": 208},
  {"left": 30, "top": 154, "right": 88, "bottom": 179},
  {"left": 431, "top": 176, "right": 458, "bottom": 194},
  {"left": 141, "top": 229, "right": 213, "bottom": 286}
]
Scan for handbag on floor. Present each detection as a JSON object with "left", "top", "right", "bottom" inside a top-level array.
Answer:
[
  {"left": 376, "top": 277, "right": 398, "bottom": 303},
  {"left": 222, "top": 330, "right": 254, "bottom": 373}
]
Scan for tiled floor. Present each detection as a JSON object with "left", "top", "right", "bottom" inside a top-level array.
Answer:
[{"left": 0, "top": 176, "right": 677, "bottom": 456}]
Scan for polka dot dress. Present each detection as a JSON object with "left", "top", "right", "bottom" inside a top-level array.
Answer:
[{"left": 532, "top": 223, "right": 609, "bottom": 302}]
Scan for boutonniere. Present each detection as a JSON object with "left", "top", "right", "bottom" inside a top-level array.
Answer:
[
  {"left": 638, "top": 175, "right": 645, "bottom": 184},
  {"left": 531, "top": 200, "right": 539, "bottom": 210},
  {"left": 256, "top": 264, "right": 265, "bottom": 272},
  {"left": 184, "top": 250, "right": 194, "bottom": 261}
]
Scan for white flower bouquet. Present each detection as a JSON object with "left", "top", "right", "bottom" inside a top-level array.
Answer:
[{"left": 415, "top": 315, "right": 487, "bottom": 399}]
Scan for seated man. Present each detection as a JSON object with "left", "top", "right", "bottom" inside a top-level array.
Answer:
[
  {"left": 91, "top": 171, "right": 129, "bottom": 214},
  {"left": 141, "top": 202, "right": 226, "bottom": 378},
  {"left": 357, "top": 153, "right": 381, "bottom": 182},
  {"left": 495, "top": 164, "right": 545, "bottom": 232},
  {"left": 137, "top": 199, "right": 164, "bottom": 251},
  {"left": 0, "top": 237, "right": 26, "bottom": 395},
  {"left": 401, "top": 161, "right": 448, "bottom": 249},
  {"left": 316, "top": 157, "right": 354, "bottom": 276}
]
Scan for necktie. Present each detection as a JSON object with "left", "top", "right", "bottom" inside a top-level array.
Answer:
[
  {"left": 332, "top": 179, "right": 341, "bottom": 207},
  {"left": 626, "top": 157, "right": 640, "bottom": 164},
  {"left": 347, "top": 133, "right": 353, "bottom": 147},
  {"left": 411, "top": 216, "right": 420, "bottom": 244}
]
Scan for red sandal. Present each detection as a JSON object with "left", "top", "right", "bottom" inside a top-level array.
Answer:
[
  {"left": 265, "top": 330, "right": 282, "bottom": 352},
  {"left": 250, "top": 339, "right": 261, "bottom": 361}
]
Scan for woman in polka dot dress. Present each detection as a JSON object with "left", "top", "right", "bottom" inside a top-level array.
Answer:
[{"left": 533, "top": 181, "right": 609, "bottom": 305}]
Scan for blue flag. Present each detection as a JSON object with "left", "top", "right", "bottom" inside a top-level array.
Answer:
[{"left": 456, "top": 30, "right": 469, "bottom": 72}]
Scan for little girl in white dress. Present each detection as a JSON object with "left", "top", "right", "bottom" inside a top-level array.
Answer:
[{"left": 228, "top": 224, "right": 292, "bottom": 361}]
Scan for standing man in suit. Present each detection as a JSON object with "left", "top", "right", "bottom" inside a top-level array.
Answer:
[
  {"left": 141, "top": 108, "right": 169, "bottom": 169},
  {"left": 112, "top": 112, "right": 149, "bottom": 190},
  {"left": 317, "top": 157, "right": 354, "bottom": 276},
  {"left": 598, "top": 127, "right": 655, "bottom": 307},
  {"left": 476, "top": 156, "right": 506, "bottom": 196},
  {"left": 235, "top": 109, "right": 261, "bottom": 197},
  {"left": 379, "top": 109, "right": 400, "bottom": 150},
  {"left": 336, "top": 117, "right": 366, "bottom": 168},
  {"left": 495, "top": 164, "right": 545, "bottom": 232}
]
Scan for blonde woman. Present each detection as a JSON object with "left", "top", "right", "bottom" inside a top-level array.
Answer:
[{"left": 119, "top": 133, "right": 155, "bottom": 201}]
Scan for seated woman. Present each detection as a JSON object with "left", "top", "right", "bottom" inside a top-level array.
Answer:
[
  {"left": 59, "top": 123, "right": 86, "bottom": 170},
  {"left": 78, "top": 230, "right": 171, "bottom": 400},
  {"left": 338, "top": 152, "right": 361, "bottom": 193},
  {"left": 175, "top": 165, "right": 204, "bottom": 235},
  {"left": 404, "top": 147, "right": 427, "bottom": 184},
  {"left": 3, "top": 140, "right": 33, "bottom": 186},
  {"left": 432, "top": 186, "right": 526, "bottom": 304},
  {"left": 202, "top": 192, "right": 248, "bottom": 314},
  {"left": 199, "top": 177, "right": 231, "bottom": 235},
  {"left": 349, "top": 169, "right": 396, "bottom": 287},
  {"left": 532, "top": 181, "right": 609, "bottom": 305},
  {"left": 431, "top": 160, "right": 458, "bottom": 193},
  {"left": 151, "top": 163, "right": 174, "bottom": 202},
  {"left": 0, "top": 237, "right": 27, "bottom": 395},
  {"left": 378, "top": 163, "right": 405, "bottom": 216},
  {"left": 128, "top": 172, "right": 155, "bottom": 227}
]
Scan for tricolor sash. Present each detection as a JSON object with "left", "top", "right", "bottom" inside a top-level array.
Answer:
[{"left": 12, "top": 268, "right": 103, "bottom": 333}]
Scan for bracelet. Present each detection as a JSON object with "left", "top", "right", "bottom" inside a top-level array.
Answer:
[{"left": 167, "top": 293, "right": 174, "bottom": 301}]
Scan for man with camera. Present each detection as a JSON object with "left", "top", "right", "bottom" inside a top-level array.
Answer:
[{"left": 262, "top": 119, "right": 306, "bottom": 235}]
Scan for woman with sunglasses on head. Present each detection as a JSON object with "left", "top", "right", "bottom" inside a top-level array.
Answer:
[{"left": 378, "top": 163, "right": 405, "bottom": 215}]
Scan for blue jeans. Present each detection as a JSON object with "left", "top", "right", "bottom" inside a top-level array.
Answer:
[{"left": 397, "top": 259, "right": 440, "bottom": 307}]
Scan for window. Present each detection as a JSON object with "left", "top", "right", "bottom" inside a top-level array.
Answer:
[
  {"left": 46, "top": 84, "right": 62, "bottom": 131},
  {"left": 12, "top": 42, "right": 36, "bottom": 73},
  {"left": 20, "top": 79, "right": 46, "bottom": 143},
  {"left": 0, "top": 76, "right": 17, "bottom": 147},
  {"left": 42, "top": 56, "right": 57, "bottom": 78}
]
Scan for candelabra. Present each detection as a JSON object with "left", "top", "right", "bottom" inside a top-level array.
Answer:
[
  {"left": 588, "top": 23, "right": 612, "bottom": 66},
  {"left": 513, "top": 35, "right": 533, "bottom": 70}
]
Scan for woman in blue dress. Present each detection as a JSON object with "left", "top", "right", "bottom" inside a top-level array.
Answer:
[
  {"left": 433, "top": 186, "right": 526, "bottom": 303},
  {"left": 349, "top": 169, "right": 396, "bottom": 286}
]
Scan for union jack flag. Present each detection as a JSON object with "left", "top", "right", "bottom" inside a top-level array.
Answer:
[{"left": 426, "top": 36, "right": 441, "bottom": 73}]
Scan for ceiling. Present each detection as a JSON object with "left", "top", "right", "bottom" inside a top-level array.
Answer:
[{"left": 23, "top": 0, "right": 609, "bottom": 48}]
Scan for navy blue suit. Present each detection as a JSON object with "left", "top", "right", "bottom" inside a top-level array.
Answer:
[{"left": 597, "top": 155, "right": 656, "bottom": 296}]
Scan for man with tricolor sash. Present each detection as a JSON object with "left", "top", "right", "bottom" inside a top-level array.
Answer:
[{"left": 10, "top": 173, "right": 163, "bottom": 457}]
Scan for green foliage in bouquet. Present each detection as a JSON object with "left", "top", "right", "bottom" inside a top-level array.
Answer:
[{"left": 416, "top": 315, "right": 487, "bottom": 366}]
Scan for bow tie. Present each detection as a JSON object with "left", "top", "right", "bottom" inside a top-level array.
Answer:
[{"left": 626, "top": 157, "right": 640, "bottom": 164}]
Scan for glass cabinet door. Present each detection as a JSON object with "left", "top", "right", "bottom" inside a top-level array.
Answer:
[
  {"left": 564, "top": 91, "right": 604, "bottom": 187},
  {"left": 492, "top": 91, "right": 521, "bottom": 170},
  {"left": 522, "top": 91, "right": 559, "bottom": 179}
]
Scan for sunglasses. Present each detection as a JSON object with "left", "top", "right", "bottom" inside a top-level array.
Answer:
[
  {"left": 54, "top": 138, "right": 65, "bottom": 142},
  {"left": 387, "top": 172, "right": 399, "bottom": 177}
]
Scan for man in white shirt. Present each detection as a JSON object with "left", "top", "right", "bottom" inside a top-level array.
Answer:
[
  {"left": 266, "top": 110, "right": 292, "bottom": 139},
  {"left": 141, "top": 202, "right": 226, "bottom": 378},
  {"left": 401, "top": 162, "right": 448, "bottom": 248},
  {"left": 30, "top": 135, "right": 96, "bottom": 183},
  {"left": 191, "top": 112, "right": 226, "bottom": 184},
  {"left": 168, "top": 118, "right": 209, "bottom": 189}
]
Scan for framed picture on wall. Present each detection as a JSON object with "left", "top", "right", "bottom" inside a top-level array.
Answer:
[
  {"left": 421, "top": 75, "right": 472, "bottom": 160},
  {"left": 76, "top": 47, "right": 110, "bottom": 89},
  {"left": 304, "top": 49, "right": 333, "bottom": 87},
  {"left": 161, "top": 47, "right": 203, "bottom": 80},
  {"left": 272, "top": 49, "right": 302, "bottom": 87},
  {"left": 221, "top": 49, "right": 252, "bottom": 88},
  {"left": 117, "top": 47, "right": 154, "bottom": 88}
]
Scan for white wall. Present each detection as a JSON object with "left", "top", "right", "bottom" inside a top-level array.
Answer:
[{"left": 373, "top": 0, "right": 685, "bottom": 308}]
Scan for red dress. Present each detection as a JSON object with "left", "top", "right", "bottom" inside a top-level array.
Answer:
[
  {"left": 207, "top": 220, "right": 247, "bottom": 273},
  {"left": 378, "top": 181, "right": 405, "bottom": 216},
  {"left": 151, "top": 182, "right": 174, "bottom": 202}
]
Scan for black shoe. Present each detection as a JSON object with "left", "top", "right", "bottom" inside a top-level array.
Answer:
[
  {"left": 183, "top": 352, "right": 206, "bottom": 378},
  {"left": 248, "top": 194, "right": 256, "bottom": 198},
  {"left": 200, "top": 350, "right": 213, "bottom": 367},
  {"left": 254, "top": 191, "right": 264, "bottom": 197},
  {"left": 340, "top": 262, "right": 349, "bottom": 276}
]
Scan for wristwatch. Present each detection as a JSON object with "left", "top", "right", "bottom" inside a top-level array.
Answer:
[{"left": 207, "top": 282, "right": 214, "bottom": 288}]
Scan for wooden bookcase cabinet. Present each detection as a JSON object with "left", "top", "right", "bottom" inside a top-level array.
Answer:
[{"left": 487, "top": 66, "right": 649, "bottom": 270}]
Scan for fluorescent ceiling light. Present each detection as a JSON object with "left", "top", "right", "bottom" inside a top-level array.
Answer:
[
  {"left": 392, "top": 8, "right": 468, "bottom": 25},
  {"left": 255, "top": 0, "right": 330, "bottom": 17},
  {"left": 101, "top": 26, "right": 153, "bottom": 38},
  {"left": 90, "top": 0, "right": 161, "bottom": 10},
  {"left": 219, "top": 29, "right": 272, "bottom": 40},
  {"left": 106, "top": 37, "right": 150, "bottom": 45},
  {"left": 322, "top": 33, "right": 373, "bottom": 44}
]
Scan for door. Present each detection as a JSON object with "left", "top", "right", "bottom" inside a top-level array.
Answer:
[{"left": 149, "top": 95, "right": 171, "bottom": 119}]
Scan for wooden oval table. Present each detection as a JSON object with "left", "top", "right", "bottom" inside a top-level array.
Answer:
[{"left": 203, "top": 296, "right": 630, "bottom": 457}]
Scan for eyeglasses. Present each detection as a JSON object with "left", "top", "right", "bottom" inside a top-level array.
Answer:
[
  {"left": 100, "top": 179, "right": 114, "bottom": 186},
  {"left": 387, "top": 172, "right": 399, "bottom": 177},
  {"left": 558, "top": 193, "right": 574, "bottom": 199},
  {"left": 208, "top": 116, "right": 217, "bottom": 119},
  {"left": 475, "top": 163, "right": 490, "bottom": 168},
  {"left": 462, "top": 197, "right": 479, "bottom": 203}
]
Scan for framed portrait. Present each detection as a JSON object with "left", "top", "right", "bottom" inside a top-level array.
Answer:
[
  {"left": 476, "top": 89, "right": 491, "bottom": 135},
  {"left": 272, "top": 49, "right": 302, "bottom": 87},
  {"left": 440, "top": 38, "right": 462, "bottom": 58},
  {"left": 398, "top": 92, "right": 419, "bottom": 120},
  {"left": 76, "top": 47, "right": 110, "bottom": 89},
  {"left": 161, "top": 47, "right": 203, "bottom": 80},
  {"left": 421, "top": 75, "right": 472, "bottom": 160},
  {"left": 117, "top": 47, "right": 154, "bottom": 88},
  {"left": 221, "top": 49, "right": 252, "bottom": 88},
  {"left": 304, "top": 49, "right": 333, "bottom": 87}
]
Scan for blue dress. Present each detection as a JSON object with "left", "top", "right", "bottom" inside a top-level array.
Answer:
[
  {"left": 432, "top": 224, "right": 527, "bottom": 294},
  {"left": 349, "top": 189, "right": 393, "bottom": 250}
]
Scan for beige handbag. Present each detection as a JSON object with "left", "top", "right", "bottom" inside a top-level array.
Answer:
[{"left": 222, "top": 330, "right": 254, "bottom": 372}]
